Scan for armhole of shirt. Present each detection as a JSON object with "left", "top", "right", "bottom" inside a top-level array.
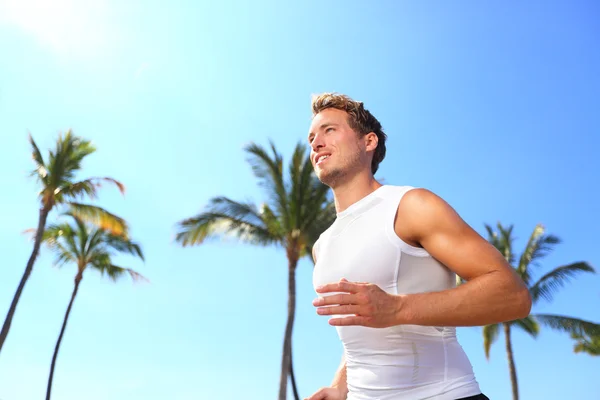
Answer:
[
  {"left": 313, "top": 235, "right": 322, "bottom": 262},
  {"left": 385, "top": 186, "right": 430, "bottom": 258}
]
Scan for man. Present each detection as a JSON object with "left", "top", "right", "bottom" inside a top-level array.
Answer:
[{"left": 305, "top": 93, "right": 531, "bottom": 400}]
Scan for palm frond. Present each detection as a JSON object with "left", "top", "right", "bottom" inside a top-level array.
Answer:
[
  {"left": 483, "top": 324, "right": 500, "bottom": 359},
  {"left": 260, "top": 203, "right": 284, "bottom": 238},
  {"left": 59, "top": 177, "right": 126, "bottom": 201},
  {"left": 67, "top": 203, "right": 128, "bottom": 236},
  {"left": 103, "top": 265, "right": 148, "bottom": 283},
  {"left": 86, "top": 228, "right": 105, "bottom": 256},
  {"left": 529, "top": 262, "right": 595, "bottom": 303},
  {"left": 512, "top": 315, "right": 540, "bottom": 338},
  {"left": 28, "top": 133, "right": 49, "bottom": 185},
  {"left": 244, "top": 141, "right": 289, "bottom": 228},
  {"left": 534, "top": 314, "right": 600, "bottom": 337},
  {"left": 288, "top": 142, "right": 317, "bottom": 231},
  {"left": 518, "top": 224, "right": 560, "bottom": 278},
  {"left": 484, "top": 224, "right": 500, "bottom": 249},
  {"left": 175, "top": 212, "right": 276, "bottom": 247},
  {"left": 497, "top": 223, "right": 515, "bottom": 265},
  {"left": 484, "top": 223, "right": 514, "bottom": 264},
  {"left": 42, "top": 223, "right": 78, "bottom": 267},
  {"left": 209, "top": 197, "right": 269, "bottom": 229},
  {"left": 104, "top": 234, "right": 145, "bottom": 261},
  {"left": 571, "top": 332, "right": 600, "bottom": 356},
  {"left": 47, "top": 131, "right": 96, "bottom": 191}
]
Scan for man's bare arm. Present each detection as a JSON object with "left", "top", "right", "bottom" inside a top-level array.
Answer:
[{"left": 394, "top": 188, "right": 532, "bottom": 326}]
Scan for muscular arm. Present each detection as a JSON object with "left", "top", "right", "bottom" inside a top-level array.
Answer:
[{"left": 394, "top": 189, "right": 532, "bottom": 326}]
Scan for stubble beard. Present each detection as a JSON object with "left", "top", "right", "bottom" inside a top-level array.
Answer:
[{"left": 317, "top": 152, "right": 363, "bottom": 189}]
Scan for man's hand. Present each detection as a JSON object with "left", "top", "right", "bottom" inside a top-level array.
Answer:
[
  {"left": 313, "top": 278, "right": 402, "bottom": 327},
  {"left": 305, "top": 386, "right": 345, "bottom": 400}
]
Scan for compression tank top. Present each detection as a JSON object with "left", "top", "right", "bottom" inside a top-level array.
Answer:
[{"left": 312, "top": 185, "right": 481, "bottom": 400}]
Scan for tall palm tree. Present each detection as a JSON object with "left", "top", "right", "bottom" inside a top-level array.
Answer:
[
  {"left": 0, "top": 131, "right": 128, "bottom": 353},
  {"left": 42, "top": 212, "right": 145, "bottom": 400},
  {"left": 174, "top": 140, "right": 336, "bottom": 400},
  {"left": 482, "top": 222, "right": 600, "bottom": 400},
  {"left": 571, "top": 332, "right": 600, "bottom": 356}
]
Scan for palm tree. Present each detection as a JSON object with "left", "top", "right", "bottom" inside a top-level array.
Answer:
[
  {"left": 0, "top": 131, "right": 128, "bottom": 353},
  {"left": 42, "top": 212, "right": 145, "bottom": 400},
  {"left": 174, "top": 140, "right": 336, "bottom": 400},
  {"left": 482, "top": 222, "right": 600, "bottom": 400},
  {"left": 571, "top": 332, "right": 600, "bottom": 356}
]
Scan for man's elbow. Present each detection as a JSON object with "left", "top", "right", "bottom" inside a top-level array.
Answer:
[{"left": 513, "top": 286, "right": 532, "bottom": 319}]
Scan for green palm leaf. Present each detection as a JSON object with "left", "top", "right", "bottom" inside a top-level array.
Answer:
[
  {"left": 529, "top": 262, "right": 595, "bottom": 303},
  {"left": 244, "top": 141, "right": 289, "bottom": 228},
  {"left": 497, "top": 223, "right": 515, "bottom": 265},
  {"left": 517, "top": 224, "right": 561, "bottom": 285},
  {"left": 571, "top": 332, "right": 600, "bottom": 356},
  {"left": 57, "top": 177, "right": 126, "bottom": 202},
  {"left": 99, "top": 264, "right": 148, "bottom": 283},
  {"left": 175, "top": 212, "right": 275, "bottom": 247},
  {"left": 534, "top": 314, "right": 600, "bottom": 337},
  {"left": 28, "top": 133, "right": 49, "bottom": 184},
  {"left": 512, "top": 315, "right": 539, "bottom": 338},
  {"left": 483, "top": 324, "right": 500, "bottom": 359},
  {"left": 484, "top": 223, "right": 514, "bottom": 264},
  {"left": 104, "top": 234, "right": 145, "bottom": 261},
  {"left": 67, "top": 203, "right": 128, "bottom": 237}
]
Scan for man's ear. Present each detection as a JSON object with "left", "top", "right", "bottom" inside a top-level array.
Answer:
[{"left": 364, "top": 132, "right": 379, "bottom": 152}]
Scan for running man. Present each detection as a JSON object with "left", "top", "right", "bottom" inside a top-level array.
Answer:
[{"left": 306, "top": 93, "right": 531, "bottom": 400}]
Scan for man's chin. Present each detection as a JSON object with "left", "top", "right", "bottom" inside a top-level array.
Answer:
[{"left": 317, "top": 169, "right": 342, "bottom": 188}]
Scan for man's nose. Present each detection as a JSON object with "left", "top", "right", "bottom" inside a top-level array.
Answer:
[{"left": 311, "top": 134, "right": 325, "bottom": 152}]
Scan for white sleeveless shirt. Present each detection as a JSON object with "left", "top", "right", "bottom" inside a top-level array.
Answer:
[{"left": 313, "top": 185, "right": 481, "bottom": 400}]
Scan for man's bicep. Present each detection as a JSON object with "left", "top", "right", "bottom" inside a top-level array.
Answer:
[{"left": 400, "top": 189, "right": 510, "bottom": 281}]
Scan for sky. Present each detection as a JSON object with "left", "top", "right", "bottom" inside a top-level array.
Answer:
[{"left": 0, "top": 0, "right": 599, "bottom": 399}]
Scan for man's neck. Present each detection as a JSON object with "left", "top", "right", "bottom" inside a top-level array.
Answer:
[{"left": 332, "top": 173, "right": 383, "bottom": 214}]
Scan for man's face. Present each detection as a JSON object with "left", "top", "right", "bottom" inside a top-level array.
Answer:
[{"left": 308, "top": 108, "right": 369, "bottom": 187}]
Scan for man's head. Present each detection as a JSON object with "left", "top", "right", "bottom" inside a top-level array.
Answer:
[{"left": 308, "top": 93, "right": 387, "bottom": 187}]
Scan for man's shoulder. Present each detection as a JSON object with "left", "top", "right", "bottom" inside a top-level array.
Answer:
[
  {"left": 396, "top": 187, "right": 460, "bottom": 230},
  {"left": 383, "top": 184, "right": 438, "bottom": 209}
]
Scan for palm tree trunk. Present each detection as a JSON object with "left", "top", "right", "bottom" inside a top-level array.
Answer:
[
  {"left": 278, "top": 255, "right": 298, "bottom": 400},
  {"left": 0, "top": 206, "right": 50, "bottom": 353},
  {"left": 503, "top": 322, "right": 519, "bottom": 400},
  {"left": 46, "top": 270, "right": 82, "bottom": 400},
  {"left": 290, "top": 350, "right": 300, "bottom": 400}
]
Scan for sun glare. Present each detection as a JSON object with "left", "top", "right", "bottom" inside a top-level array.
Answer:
[{"left": 0, "top": 0, "right": 111, "bottom": 57}]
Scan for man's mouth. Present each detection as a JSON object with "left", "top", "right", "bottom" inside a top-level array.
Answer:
[{"left": 316, "top": 154, "right": 331, "bottom": 165}]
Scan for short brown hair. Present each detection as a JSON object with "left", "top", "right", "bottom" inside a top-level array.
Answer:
[{"left": 311, "top": 93, "right": 387, "bottom": 174}]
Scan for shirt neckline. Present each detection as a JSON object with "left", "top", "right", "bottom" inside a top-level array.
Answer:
[{"left": 336, "top": 185, "right": 388, "bottom": 218}]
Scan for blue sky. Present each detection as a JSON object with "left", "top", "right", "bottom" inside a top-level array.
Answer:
[{"left": 0, "top": 1, "right": 599, "bottom": 399}]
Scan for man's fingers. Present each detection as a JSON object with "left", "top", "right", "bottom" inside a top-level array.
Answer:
[
  {"left": 304, "top": 388, "right": 327, "bottom": 400},
  {"left": 329, "top": 315, "right": 370, "bottom": 326},
  {"left": 316, "top": 280, "right": 360, "bottom": 294},
  {"left": 316, "top": 304, "right": 362, "bottom": 316},
  {"left": 313, "top": 293, "right": 362, "bottom": 306}
]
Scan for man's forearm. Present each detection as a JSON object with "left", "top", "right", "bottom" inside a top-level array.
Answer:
[
  {"left": 396, "top": 271, "right": 531, "bottom": 327},
  {"left": 331, "top": 354, "right": 348, "bottom": 398}
]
